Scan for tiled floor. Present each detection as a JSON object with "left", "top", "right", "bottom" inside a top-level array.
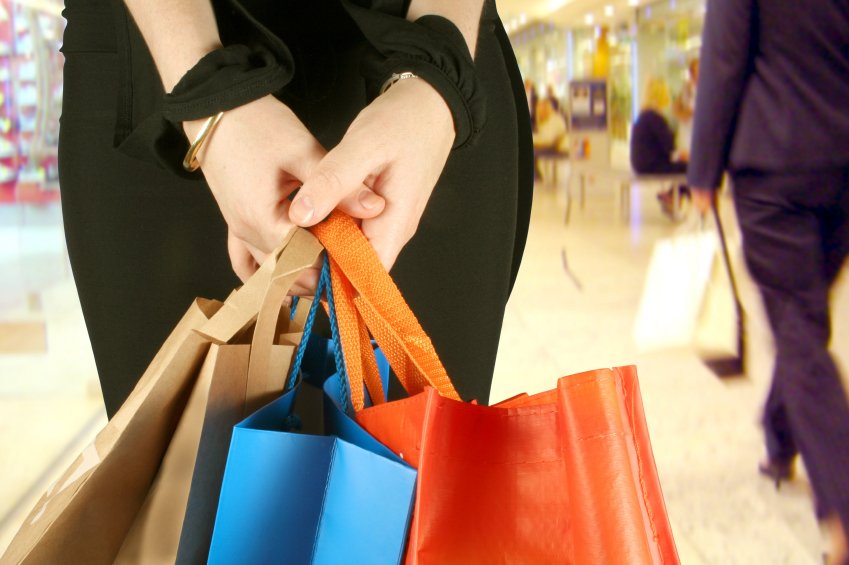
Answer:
[{"left": 0, "top": 180, "right": 847, "bottom": 562}]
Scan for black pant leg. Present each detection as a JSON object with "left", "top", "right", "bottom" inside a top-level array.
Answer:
[
  {"left": 60, "top": 50, "right": 238, "bottom": 418},
  {"left": 733, "top": 168, "right": 849, "bottom": 525}
]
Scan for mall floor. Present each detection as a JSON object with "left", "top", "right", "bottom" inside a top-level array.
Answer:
[{"left": 1, "top": 173, "right": 847, "bottom": 563}]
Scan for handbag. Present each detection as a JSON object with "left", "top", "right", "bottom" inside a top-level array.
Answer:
[
  {"left": 206, "top": 251, "right": 417, "bottom": 565},
  {"left": 310, "top": 211, "right": 680, "bottom": 564}
]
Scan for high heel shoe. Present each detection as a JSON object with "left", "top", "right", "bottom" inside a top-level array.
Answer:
[{"left": 758, "top": 458, "right": 795, "bottom": 489}]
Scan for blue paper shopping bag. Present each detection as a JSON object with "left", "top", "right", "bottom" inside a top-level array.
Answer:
[{"left": 207, "top": 256, "right": 416, "bottom": 565}]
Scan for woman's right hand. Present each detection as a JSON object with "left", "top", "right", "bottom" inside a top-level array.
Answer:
[{"left": 186, "top": 95, "right": 386, "bottom": 284}]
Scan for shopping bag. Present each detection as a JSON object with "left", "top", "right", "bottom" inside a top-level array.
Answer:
[
  {"left": 206, "top": 256, "right": 417, "bottom": 565},
  {"left": 633, "top": 222, "right": 718, "bottom": 352},
  {"left": 309, "top": 211, "right": 679, "bottom": 564},
  {"left": 0, "top": 228, "right": 314, "bottom": 565},
  {"left": 694, "top": 202, "right": 746, "bottom": 377},
  {"left": 357, "top": 367, "right": 676, "bottom": 563},
  {"left": 113, "top": 228, "right": 323, "bottom": 565},
  {"left": 0, "top": 298, "right": 221, "bottom": 565},
  {"left": 693, "top": 240, "right": 739, "bottom": 357}
]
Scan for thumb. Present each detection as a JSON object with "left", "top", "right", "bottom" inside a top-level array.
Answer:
[
  {"left": 289, "top": 137, "right": 383, "bottom": 227},
  {"left": 360, "top": 204, "right": 420, "bottom": 271}
]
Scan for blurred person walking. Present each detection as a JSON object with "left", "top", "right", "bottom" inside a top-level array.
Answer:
[{"left": 688, "top": 1, "right": 849, "bottom": 562}]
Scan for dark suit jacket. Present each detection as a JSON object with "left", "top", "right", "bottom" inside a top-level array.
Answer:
[{"left": 688, "top": 0, "right": 849, "bottom": 189}]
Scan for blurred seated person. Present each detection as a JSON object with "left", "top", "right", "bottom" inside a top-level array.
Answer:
[
  {"left": 545, "top": 84, "right": 561, "bottom": 113},
  {"left": 524, "top": 78, "right": 538, "bottom": 131},
  {"left": 631, "top": 77, "right": 689, "bottom": 216},
  {"left": 533, "top": 97, "right": 569, "bottom": 181}
]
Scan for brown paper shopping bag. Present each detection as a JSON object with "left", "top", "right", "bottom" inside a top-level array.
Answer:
[
  {"left": 113, "top": 229, "right": 323, "bottom": 565},
  {"left": 0, "top": 228, "right": 322, "bottom": 565},
  {"left": 0, "top": 297, "right": 221, "bottom": 565}
]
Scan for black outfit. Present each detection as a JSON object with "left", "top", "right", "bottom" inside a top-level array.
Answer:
[
  {"left": 630, "top": 109, "right": 687, "bottom": 175},
  {"left": 59, "top": 0, "right": 533, "bottom": 417},
  {"left": 689, "top": 0, "right": 849, "bottom": 534}
]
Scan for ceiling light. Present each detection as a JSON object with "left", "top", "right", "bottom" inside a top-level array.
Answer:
[
  {"left": 585, "top": 13, "right": 594, "bottom": 25},
  {"left": 628, "top": 0, "right": 639, "bottom": 5},
  {"left": 604, "top": 5, "right": 614, "bottom": 16}
]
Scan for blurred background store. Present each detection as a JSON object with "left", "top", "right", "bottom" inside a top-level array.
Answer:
[{"left": 0, "top": 0, "right": 847, "bottom": 563}]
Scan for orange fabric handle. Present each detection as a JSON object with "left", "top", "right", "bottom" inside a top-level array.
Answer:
[
  {"left": 327, "top": 258, "right": 384, "bottom": 412},
  {"left": 310, "top": 211, "right": 460, "bottom": 404}
]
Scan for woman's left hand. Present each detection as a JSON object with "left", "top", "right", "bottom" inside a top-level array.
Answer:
[{"left": 288, "top": 76, "right": 455, "bottom": 270}]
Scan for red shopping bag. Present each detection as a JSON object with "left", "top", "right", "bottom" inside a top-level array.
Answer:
[{"left": 310, "top": 212, "right": 679, "bottom": 564}]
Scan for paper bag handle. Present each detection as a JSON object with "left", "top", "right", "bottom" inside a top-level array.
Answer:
[{"left": 244, "top": 229, "right": 324, "bottom": 415}]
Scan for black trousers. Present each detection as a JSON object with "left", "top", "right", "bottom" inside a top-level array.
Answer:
[
  {"left": 59, "top": 1, "right": 533, "bottom": 418},
  {"left": 733, "top": 168, "right": 849, "bottom": 526}
]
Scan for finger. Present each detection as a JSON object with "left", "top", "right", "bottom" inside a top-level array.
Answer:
[
  {"left": 290, "top": 136, "right": 384, "bottom": 227},
  {"left": 336, "top": 187, "right": 386, "bottom": 219},
  {"left": 243, "top": 240, "right": 269, "bottom": 269},
  {"left": 228, "top": 232, "right": 260, "bottom": 282},
  {"left": 359, "top": 204, "right": 418, "bottom": 271}
]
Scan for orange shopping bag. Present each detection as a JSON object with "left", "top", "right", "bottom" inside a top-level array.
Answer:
[{"left": 310, "top": 212, "right": 679, "bottom": 564}]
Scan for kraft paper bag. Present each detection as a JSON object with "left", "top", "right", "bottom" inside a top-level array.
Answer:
[
  {"left": 114, "top": 229, "right": 323, "bottom": 565},
  {"left": 1, "top": 227, "right": 323, "bottom": 565},
  {"left": 0, "top": 297, "right": 222, "bottom": 565}
]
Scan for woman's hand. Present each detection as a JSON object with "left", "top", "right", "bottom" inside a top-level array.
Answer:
[
  {"left": 288, "top": 77, "right": 454, "bottom": 270},
  {"left": 187, "top": 95, "right": 386, "bottom": 283}
]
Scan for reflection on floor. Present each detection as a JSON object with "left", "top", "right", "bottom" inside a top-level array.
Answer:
[{"left": 1, "top": 184, "right": 847, "bottom": 563}]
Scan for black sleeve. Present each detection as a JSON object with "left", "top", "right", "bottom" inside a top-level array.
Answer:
[
  {"left": 114, "top": 0, "right": 296, "bottom": 179},
  {"left": 688, "top": 0, "right": 755, "bottom": 189},
  {"left": 341, "top": 0, "right": 486, "bottom": 149}
]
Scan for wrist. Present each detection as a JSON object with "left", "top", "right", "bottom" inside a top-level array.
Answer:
[
  {"left": 388, "top": 76, "right": 453, "bottom": 140},
  {"left": 161, "top": 40, "right": 223, "bottom": 93}
]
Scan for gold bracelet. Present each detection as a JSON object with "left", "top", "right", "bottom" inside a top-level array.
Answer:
[
  {"left": 379, "top": 71, "right": 419, "bottom": 95},
  {"left": 182, "top": 111, "right": 224, "bottom": 172}
]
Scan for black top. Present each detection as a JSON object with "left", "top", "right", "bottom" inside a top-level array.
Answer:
[
  {"left": 630, "top": 109, "right": 686, "bottom": 175},
  {"left": 689, "top": 0, "right": 849, "bottom": 188},
  {"left": 59, "top": 0, "right": 534, "bottom": 411},
  {"left": 64, "top": 0, "right": 487, "bottom": 177}
]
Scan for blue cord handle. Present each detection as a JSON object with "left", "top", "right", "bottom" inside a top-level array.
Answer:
[{"left": 287, "top": 255, "right": 352, "bottom": 414}]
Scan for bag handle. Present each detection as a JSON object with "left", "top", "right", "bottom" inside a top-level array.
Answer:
[
  {"left": 244, "top": 229, "right": 324, "bottom": 415},
  {"left": 286, "top": 255, "right": 386, "bottom": 414},
  {"left": 310, "top": 211, "right": 460, "bottom": 406}
]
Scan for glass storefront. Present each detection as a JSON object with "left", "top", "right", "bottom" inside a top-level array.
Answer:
[
  {"left": 0, "top": 0, "right": 63, "bottom": 204},
  {"left": 635, "top": 0, "right": 704, "bottom": 148},
  {"left": 0, "top": 0, "right": 65, "bottom": 316},
  {"left": 510, "top": 0, "right": 706, "bottom": 164}
]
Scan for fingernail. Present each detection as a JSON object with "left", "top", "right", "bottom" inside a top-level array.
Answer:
[
  {"left": 291, "top": 195, "right": 314, "bottom": 224},
  {"left": 358, "top": 190, "right": 382, "bottom": 210}
]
